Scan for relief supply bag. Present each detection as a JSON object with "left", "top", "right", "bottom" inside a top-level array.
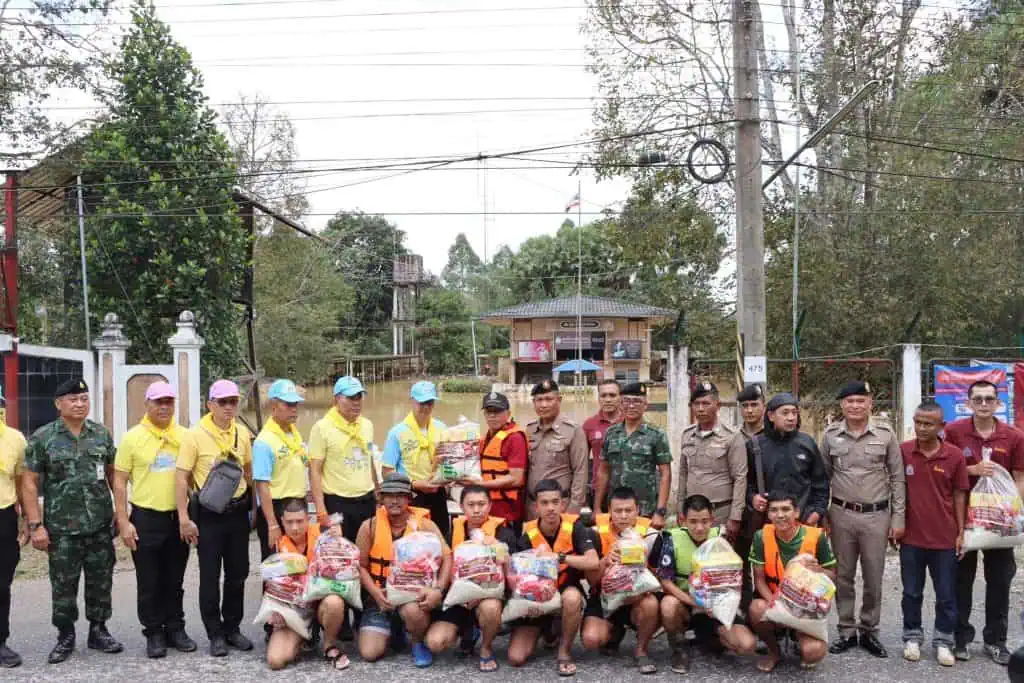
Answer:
[
  {"left": 689, "top": 536, "right": 744, "bottom": 628},
  {"left": 502, "top": 550, "right": 561, "bottom": 623},
  {"left": 600, "top": 529, "right": 659, "bottom": 614},
  {"left": 963, "top": 461, "right": 1024, "bottom": 551},
  {"left": 443, "top": 532, "right": 507, "bottom": 609},
  {"left": 763, "top": 554, "right": 836, "bottom": 642},
  {"left": 255, "top": 552, "right": 313, "bottom": 639},
  {"left": 304, "top": 517, "right": 363, "bottom": 609},
  {"left": 386, "top": 531, "right": 443, "bottom": 607},
  {"left": 431, "top": 418, "right": 483, "bottom": 485}
]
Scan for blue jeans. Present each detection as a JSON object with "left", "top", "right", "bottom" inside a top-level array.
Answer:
[{"left": 900, "top": 544, "right": 957, "bottom": 647}]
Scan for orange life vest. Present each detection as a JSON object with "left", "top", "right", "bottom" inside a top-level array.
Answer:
[
  {"left": 523, "top": 513, "right": 579, "bottom": 586},
  {"left": 595, "top": 513, "right": 651, "bottom": 556},
  {"left": 761, "top": 523, "right": 821, "bottom": 591},
  {"left": 367, "top": 506, "right": 431, "bottom": 589},
  {"left": 451, "top": 515, "right": 505, "bottom": 550},
  {"left": 479, "top": 421, "right": 523, "bottom": 504},
  {"left": 277, "top": 522, "right": 321, "bottom": 563}
]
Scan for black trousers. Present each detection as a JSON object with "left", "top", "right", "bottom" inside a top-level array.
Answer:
[
  {"left": 255, "top": 498, "right": 286, "bottom": 561},
  {"left": 324, "top": 492, "right": 377, "bottom": 544},
  {"left": 0, "top": 504, "right": 17, "bottom": 645},
  {"left": 130, "top": 506, "right": 190, "bottom": 637},
  {"left": 195, "top": 496, "right": 250, "bottom": 639},
  {"left": 956, "top": 547, "right": 1017, "bottom": 647},
  {"left": 413, "top": 489, "right": 450, "bottom": 541}
]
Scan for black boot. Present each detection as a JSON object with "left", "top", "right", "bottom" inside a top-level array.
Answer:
[
  {"left": 146, "top": 631, "right": 168, "bottom": 659},
  {"left": 87, "top": 622, "right": 124, "bottom": 654},
  {"left": 47, "top": 629, "right": 76, "bottom": 664},
  {"left": 0, "top": 642, "right": 22, "bottom": 668},
  {"left": 166, "top": 628, "right": 197, "bottom": 653}
]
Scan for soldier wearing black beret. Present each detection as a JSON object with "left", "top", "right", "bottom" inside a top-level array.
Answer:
[{"left": 736, "top": 384, "right": 766, "bottom": 438}]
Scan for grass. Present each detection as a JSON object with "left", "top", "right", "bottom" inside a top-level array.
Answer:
[
  {"left": 439, "top": 377, "right": 491, "bottom": 393},
  {"left": 15, "top": 542, "right": 135, "bottom": 581}
]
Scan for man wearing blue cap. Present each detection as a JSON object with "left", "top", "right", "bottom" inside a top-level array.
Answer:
[
  {"left": 382, "top": 381, "right": 449, "bottom": 539},
  {"left": 309, "top": 377, "right": 378, "bottom": 544},
  {"left": 253, "top": 379, "right": 309, "bottom": 561}
]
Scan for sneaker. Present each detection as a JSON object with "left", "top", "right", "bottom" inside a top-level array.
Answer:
[
  {"left": 984, "top": 643, "right": 1011, "bottom": 666},
  {"left": 953, "top": 643, "right": 970, "bottom": 661},
  {"left": 412, "top": 642, "right": 433, "bottom": 668},
  {"left": 0, "top": 643, "right": 23, "bottom": 668},
  {"left": 903, "top": 641, "right": 921, "bottom": 662},
  {"left": 937, "top": 645, "right": 955, "bottom": 667}
]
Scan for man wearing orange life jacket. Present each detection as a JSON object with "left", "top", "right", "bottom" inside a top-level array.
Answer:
[
  {"left": 355, "top": 472, "right": 451, "bottom": 668},
  {"left": 264, "top": 498, "right": 350, "bottom": 672},
  {"left": 425, "top": 484, "right": 517, "bottom": 672},
  {"left": 471, "top": 392, "right": 527, "bottom": 535},
  {"left": 581, "top": 487, "right": 662, "bottom": 676},
  {"left": 507, "top": 479, "right": 599, "bottom": 677},
  {"left": 747, "top": 490, "right": 837, "bottom": 673}
]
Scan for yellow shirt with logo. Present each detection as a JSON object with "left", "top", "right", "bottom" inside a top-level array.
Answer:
[
  {"left": 254, "top": 421, "right": 309, "bottom": 500},
  {"left": 115, "top": 419, "right": 187, "bottom": 512},
  {"left": 0, "top": 426, "right": 27, "bottom": 509},
  {"left": 176, "top": 418, "right": 253, "bottom": 500},
  {"left": 308, "top": 414, "right": 377, "bottom": 498}
]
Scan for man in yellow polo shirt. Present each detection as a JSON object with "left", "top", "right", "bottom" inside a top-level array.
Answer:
[
  {"left": 175, "top": 379, "right": 255, "bottom": 658},
  {"left": 382, "top": 381, "right": 449, "bottom": 539},
  {"left": 253, "top": 379, "right": 309, "bottom": 560},
  {"left": 0, "top": 389, "right": 27, "bottom": 668},
  {"left": 113, "top": 381, "right": 197, "bottom": 660},
  {"left": 309, "top": 376, "right": 378, "bottom": 544}
]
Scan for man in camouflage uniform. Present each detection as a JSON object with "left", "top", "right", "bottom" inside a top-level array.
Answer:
[
  {"left": 594, "top": 382, "right": 672, "bottom": 528},
  {"left": 20, "top": 378, "right": 123, "bottom": 664}
]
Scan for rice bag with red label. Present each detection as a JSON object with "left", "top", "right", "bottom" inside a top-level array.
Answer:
[
  {"left": 304, "top": 529, "right": 363, "bottom": 608},
  {"left": 502, "top": 550, "right": 561, "bottom": 622},
  {"left": 964, "top": 462, "right": 1024, "bottom": 551},
  {"left": 763, "top": 554, "right": 836, "bottom": 641},
  {"left": 386, "top": 531, "right": 444, "bottom": 606}
]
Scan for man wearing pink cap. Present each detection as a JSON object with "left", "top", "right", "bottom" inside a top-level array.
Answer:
[
  {"left": 113, "top": 381, "right": 197, "bottom": 659},
  {"left": 175, "top": 379, "right": 256, "bottom": 657}
]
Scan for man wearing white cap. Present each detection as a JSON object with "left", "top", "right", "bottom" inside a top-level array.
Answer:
[
  {"left": 175, "top": 379, "right": 255, "bottom": 657},
  {"left": 253, "top": 379, "right": 309, "bottom": 560},
  {"left": 382, "top": 381, "right": 449, "bottom": 539},
  {"left": 113, "top": 381, "right": 196, "bottom": 659},
  {"left": 0, "top": 389, "right": 26, "bottom": 668},
  {"left": 309, "top": 376, "right": 377, "bottom": 543}
]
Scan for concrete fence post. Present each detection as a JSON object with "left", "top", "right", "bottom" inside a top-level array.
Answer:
[
  {"left": 667, "top": 345, "right": 691, "bottom": 513},
  {"left": 92, "top": 313, "right": 131, "bottom": 435},
  {"left": 168, "top": 310, "right": 204, "bottom": 428},
  {"left": 901, "top": 343, "right": 922, "bottom": 441}
]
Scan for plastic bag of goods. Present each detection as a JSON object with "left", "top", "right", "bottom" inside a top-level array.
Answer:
[
  {"left": 963, "top": 462, "right": 1024, "bottom": 551},
  {"left": 443, "top": 533, "right": 508, "bottom": 609},
  {"left": 431, "top": 418, "right": 483, "bottom": 484},
  {"left": 260, "top": 551, "right": 309, "bottom": 581},
  {"left": 502, "top": 550, "right": 561, "bottom": 622},
  {"left": 689, "top": 536, "right": 744, "bottom": 628},
  {"left": 386, "top": 531, "right": 443, "bottom": 607},
  {"left": 763, "top": 554, "right": 836, "bottom": 641},
  {"left": 304, "top": 518, "right": 364, "bottom": 609},
  {"left": 600, "top": 531, "right": 659, "bottom": 613},
  {"left": 254, "top": 553, "right": 313, "bottom": 639}
]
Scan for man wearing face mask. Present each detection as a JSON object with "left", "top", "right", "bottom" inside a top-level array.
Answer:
[{"left": 746, "top": 393, "right": 829, "bottom": 528}]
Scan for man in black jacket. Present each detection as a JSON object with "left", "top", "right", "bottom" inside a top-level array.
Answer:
[{"left": 746, "top": 393, "right": 829, "bottom": 526}]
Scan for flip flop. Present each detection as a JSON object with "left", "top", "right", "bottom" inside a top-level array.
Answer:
[
  {"left": 557, "top": 658, "right": 577, "bottom": 677},
  {"left": 635, "top": 655, "right": 657, "bottom": 675},
  {"left": 757, "top": 655, "right": 781, "bottom": 673},
  {"left": 324, "top": 645, "right": 350, "bottom": 671},
  {"left": 479, "top": 654, "right": 499, "bottom": 672}
]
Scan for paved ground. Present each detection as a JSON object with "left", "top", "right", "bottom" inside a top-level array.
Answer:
[{"left": 6, "top": 541, "right": 1022, "bottom": 682}]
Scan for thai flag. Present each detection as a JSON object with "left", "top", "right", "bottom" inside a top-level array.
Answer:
[{"left": 564, "top": 192, "right": 580, "bottom": 212}]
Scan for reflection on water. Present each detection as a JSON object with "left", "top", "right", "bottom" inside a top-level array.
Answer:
[{"left": 244, "top": 380, "right": 667, "bottom": 441}]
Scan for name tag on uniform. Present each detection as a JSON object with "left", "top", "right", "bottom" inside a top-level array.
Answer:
[
  {"left": 96, "top": 463, "right": 105, "bottom": 481},
  {"left": 151, "top": 452, "right": 176, "bottom": 472}
]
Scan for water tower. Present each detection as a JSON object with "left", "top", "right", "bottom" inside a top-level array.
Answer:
[{"left": 392, "top": 254, "right": 423, "bottom": 354}]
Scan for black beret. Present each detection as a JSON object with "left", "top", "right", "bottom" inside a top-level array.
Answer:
[
  {"left": 621, "top": 382, "right": 647, "bottom": 397},
  {"left": 481, "top": 391, "right": 510, "bottom": 411},
  {"left": 690, "top": 381, "right": 718, "bottom": 403},
  {"left": 736, "top": 384, "right": 764, "bottom": 402},
  {"left": 531, "top": 379, "right": 559, "bottom": 396},
  {"left": 55, "top": 378, "right": 89, "bottom": 398},
  {"left": 766, "top": 392, "right": 798, "bottom": 411},
  {"left": 837, "top": 380, "right": 871, "bottom": 400}
]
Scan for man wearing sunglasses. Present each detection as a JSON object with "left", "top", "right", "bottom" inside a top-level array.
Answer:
[
  {"left": 175, "top": 379, "right": 255, "bottom": 657},
  {"left": 944, "top": 380, "right": 1024, "bottom": 665}
]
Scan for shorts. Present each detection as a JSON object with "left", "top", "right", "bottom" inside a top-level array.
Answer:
[
  {"left": 584, "top": 591, "right": 662, "bottom": 628},
  {"left": 508, "top": 583, "right": 585, "bottom": 630},
  {"left": 434, "top": 605, "right": 474, "bottom": 632},
  {"left": 690, "top": 613, "right": 724, "bottom": 643},
  {"left": 359, "top": 601, "right": 405, "bottom": 637}
]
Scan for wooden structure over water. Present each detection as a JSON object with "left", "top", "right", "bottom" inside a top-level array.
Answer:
[{"left": 332, "top": 353, "right": 423, "bottom": 384}]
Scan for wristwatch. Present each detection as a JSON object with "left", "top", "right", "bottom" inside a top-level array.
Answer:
[
  {"left": 28, "top": 521, "right": 43, "bottom": 532},
  {"left": 557, "top": 552, "right": 567, "bottom": 564},
  {"left": 654, "top": 507, "right": 668, "bottom": 518}
]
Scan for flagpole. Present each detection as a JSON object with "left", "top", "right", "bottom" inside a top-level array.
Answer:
[{"left": 576, "top": 177, "right": 582, "bottom": 390}]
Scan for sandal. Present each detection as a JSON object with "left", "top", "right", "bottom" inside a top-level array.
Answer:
[
  {"left": 557, "top": 658, "right": 577, "bottom": 677},
  {"left": 479, "top": 654, "right": 499, "bottom": 672},
  {"left": 635, "top": 655, "right": 657, "bottom": 675},
  {"left": 324, "top": 645, "right": 351, "bottom": 671}
]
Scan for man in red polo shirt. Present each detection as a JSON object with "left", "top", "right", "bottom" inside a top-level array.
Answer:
[
  {"left": 944, "top": 379, "right": 1024, "bottom": 665},
  {"left": 899, "top": 401, "right": 969, "bottom": 667},
  {"left": 582, "top": 379, "right": 623, "bottom": 509}
]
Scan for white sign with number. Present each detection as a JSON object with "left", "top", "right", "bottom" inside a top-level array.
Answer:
[{"left": 744, "top": 355, "right": 767, "bottom": 383}]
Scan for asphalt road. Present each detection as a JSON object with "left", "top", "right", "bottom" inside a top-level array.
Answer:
[{"left": 6, "top": 541, "right": 1021, "bottom": 682}]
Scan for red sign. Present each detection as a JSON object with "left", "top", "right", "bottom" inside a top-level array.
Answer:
[
  {"left": 1016, "top": 363, "right": 1024, "bottom": 431},
  {"left": 517, "top": 340, "right": 552, "bottom": 362}
]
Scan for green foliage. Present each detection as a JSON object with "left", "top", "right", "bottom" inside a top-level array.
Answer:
[
  {"left": 438, "top": 377, "right": 491, "bottom": 393},
  {"left": 417, "top": 287, "right": 472, "bottom": 375},
  {"left": 440, "top": 233, "right": 483, "bottom": 293},
  {"left": 81, "top": 2, "right": 247, "bottom": 377}
]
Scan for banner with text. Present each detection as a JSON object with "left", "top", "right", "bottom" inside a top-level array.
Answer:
[{"left": 933, "top": 364, "right": 1010, "bottom": 424}]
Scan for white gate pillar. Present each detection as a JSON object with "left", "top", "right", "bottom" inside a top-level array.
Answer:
[
  {"left": 901, "top": 343, "right": 922, "bottom": 441},
  {"left": 168, "top": 310, "right": 204, "bottom": 428},
  {"left": 92, "top": 313, "right": 131, "bottom": 435},
  {"left": 667, "top": 345, "right": 691, "bottom": 513}
]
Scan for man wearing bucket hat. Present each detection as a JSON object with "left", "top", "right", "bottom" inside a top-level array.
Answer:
[
  {"left": 382, "top": 381, "right": 449, "bottom": 539},
  {"left": 113, "top": 381, "right": 197, "bottom": 658},
  {"left": 253, "top": 379, "right": 310, "bottom": 560},
  {"left": 309, "top": 376, "right": 378, "bottom": 544},
  {"left": 175, "top": 379, "right": 255, "bottom": 657},
  {"left": 0, "top": 388, "right": 26, "bottom": 668}
]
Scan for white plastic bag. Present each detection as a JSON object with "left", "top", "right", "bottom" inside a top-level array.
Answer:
[
  {"left": 599, "top": 529, "right": 659, "bottom": 613},
  {"left": 963, "top": 462, "right": 1024, "bottom": 551},
  {"left": 260, "top": 553, "right": 310, "bottom": 608},
  {"left": 303, "top": 524, "right": 363, "bottom": 609},
  {"left": 502, "top": 550, "right": 561, "bottom": 623},
  {"left": 690, "top": 536, "right": 743, "bottom": 628},
  {"left": 254, "top": 596, "right": 313, "bottom": 640},
  {"left": 443, "top": 536, "right": 507, "bottom": 609},
  {"left": 763, "top": 554, "right": 835, "bottom": 641},
  {"left": 431, "top": 418, "right": 482, "bottom": 484},
  {"left": 386, "top": 531, "right": 443, "bottom": 606}
]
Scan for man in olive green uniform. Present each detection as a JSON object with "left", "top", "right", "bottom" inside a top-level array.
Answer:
[
  {"left": 525, "top": 380, "right": 589, "bottom": 519},
  {"left": 821, "top": 380, "right": 906, "bottom": 659},
  {"left": 20, "top": 379, "right": 124, "bottom": 664},
  {"left": 737, "top": 384, "right": 766, "bottom": 439},
  {"left": 594, "top": 382, "right": 672, "bottom": 528},
  {"left": 677, "top": 382, "right": 747, "bottom": 541}
]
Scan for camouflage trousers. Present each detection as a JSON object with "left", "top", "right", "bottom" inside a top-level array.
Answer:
[{"left": 49, "top": 529, "right": 115, "bottom": 630}]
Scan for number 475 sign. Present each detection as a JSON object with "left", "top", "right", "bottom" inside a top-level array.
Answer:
[{"left": 744, "top": 356, "right": 767, "bottom": 384}]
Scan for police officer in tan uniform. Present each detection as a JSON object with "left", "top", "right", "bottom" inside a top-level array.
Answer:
[
  {"left": 821, "top": 380, "right": 906, "bottom": 659},
  {"left": 678, "top": 382, "right": 747, "bottom": 541},
  {"left": 525, "top": 380, "right": 589, "bottom": 519}
]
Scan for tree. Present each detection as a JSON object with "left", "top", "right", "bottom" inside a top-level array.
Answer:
[
  {"left": 81, "top": 2, "right": 248, "bottom": 377},
  {"left": 417, "top": 288, "right": 473, "bottom": 375},
  {"left": 440, "top": 233, "right": 482, "bottom": 294}
]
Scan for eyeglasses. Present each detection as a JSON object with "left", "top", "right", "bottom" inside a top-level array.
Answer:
[
  {"left": 971, "top": 396, "right": 998, "bottom": 405},
  {"left": 215, "top": 398, "right": 239, "bottom": 407}
]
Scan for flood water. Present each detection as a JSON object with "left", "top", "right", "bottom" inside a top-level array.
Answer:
[{"left": 244, "top": 380, "right": 668, "bottom": 442}]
